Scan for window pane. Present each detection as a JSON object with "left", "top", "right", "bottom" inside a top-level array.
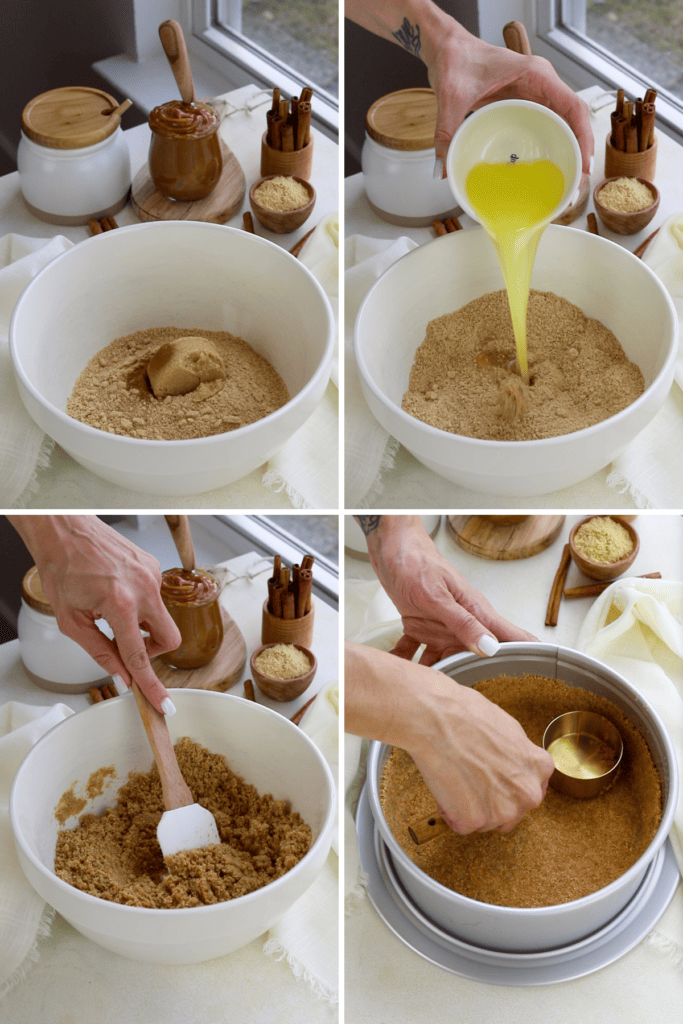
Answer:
[
  {"left": 568, "top": 1, "right": 683, "bottom": 102},
  {"left": 233, "top": 1, "right": 338, "bottom": 97}
]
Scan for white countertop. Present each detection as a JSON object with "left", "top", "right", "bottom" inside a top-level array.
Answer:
[
  {"left": 344, "top": 512, "right": 683, "bottom": 1023},
  {"left": 0, "top": 84, "right": 338, "bottom": 510},
  {"left": 345, "top": 85, "right": 683, "bottom": 510},
  {"left": 0, "top": 551, "right": 339, "bottom": 1024}
]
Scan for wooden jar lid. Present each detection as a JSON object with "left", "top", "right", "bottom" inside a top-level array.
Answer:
[
  {"left": 21, "top": 87, "right": 124, "bottom": 149},
  {"left": 22, "top": 566, "right": 54, "bottom": 616},
  {"left": 365, "top": 88, "right": 438, "bottom": 151}
]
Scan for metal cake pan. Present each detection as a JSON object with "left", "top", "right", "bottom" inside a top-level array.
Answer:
[{"left": 367, "top": 643, "right": 678, "bottom": 953}]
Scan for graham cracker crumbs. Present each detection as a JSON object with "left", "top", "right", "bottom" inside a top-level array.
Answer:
[
  {"left": 401, "top": 290, "right": 644, "bottom": 440},
  {"left": 66, "top": 326, "right": 289, "bottom": 440},
  {"left": 380, "top": 674, "right": 661, "bottom": 908},
  {"left": 54, "top": 738, "right": 312, "bottom": 908},
  {"left": 599, "top": 177, "right": 655, "bottom": 213}
]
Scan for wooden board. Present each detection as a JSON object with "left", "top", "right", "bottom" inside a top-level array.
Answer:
[
  {"left": 151, "top": 605, "right": 246, "bottom": 691},
  {"left": 447, "top": 515, "right": 565, "bottom": 561},
  {"left": 131, "top": 138, "right": 245, "bottom": 223}
]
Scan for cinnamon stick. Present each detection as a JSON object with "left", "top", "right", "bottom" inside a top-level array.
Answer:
[
  {"left": 282, "top": 589, "right": 296, "bottom": 620},
  {"left": 564, "top": 572, "right": 661, "bottom": 599},
  {"left": 432, "top": 220, "right": 448, "bottom": 237},
  {"left": 273, "top": 554, "right": 282, "bottom": 578},
  {"left": 300, "top": 87, "right": 314, "bottom": 104},
  {"left": 272, "top": 87, "right": 281, "bottom": 112},
  {"left": 634, "top": 227, "right": 659, "bottom": 259},
  {"left": 444, "top": 217, "right": 462, "bottom": 232},
  {"left": 269, "top": 114, "right": 283, "bottom": 150},
  {"left": 622, "top": 100, "right": 633, "bottom": 127},
  {"left": 244, "top": 678, "right": 256, "bottom": 702},
  {"left": 616, "top": 88, "right": 625, "bottom": 117},
  {"left": 291, "top": 693, "right": 316, "bottom": 726},
  {"left": 644, "top": 88, "right": 657, "bottom": 105},
  {"left": 89, "top": 686, "right": 104, "bottom": 703},
  {"left": 612, "top": 115, "right": 627, "bottom": 152},
  {"left": 243, "top": 211, "right": 255, "bottom": 233},
  {"left": 625, "top": 124, "right": 638, "bottom": 153},
  {"left": 296, "top": 569, "right": 312, "bottom": 618},
  {"left": 639, "top": 103, "right": 655, "bottom": 151},
  {"left": 280, "top": 122, "right": 294, "bottom": 152},
  {"left": 296, "top": 101, "right": 311, "bottom": 149},
  {"left": 301, "top": 554, "right": 315, "bottom": 571},
  {"left": 289, "top": 225, "right": 315, "bottom": 257},
  {"left": 587, "top": 213, "right": 599, "bottom": 235},
  {"left": 88, "top": 219, "right": 103, "bottom": 235},
  {"left": 545, "top": 544, "right": 571, "bottom": 627},
  {"left": 100, "top": 683, "right": 116, "bottom": 700}
]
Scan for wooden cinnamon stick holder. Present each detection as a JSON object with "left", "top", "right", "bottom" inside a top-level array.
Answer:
[
  {"left": 260, "top": 132, "right": 313, "bottom": 180},
  {"left": 261, "top": 598, "right": 314, "bottom": 647},
  {"left": 605, "top": 132, "right": 657, "bottom": 181}
]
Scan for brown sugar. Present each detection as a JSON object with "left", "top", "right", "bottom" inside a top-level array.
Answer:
[
  {"left": 380, "top": 674, "right": 662, "bottom": 908},
  {"left": 67, "top": 326, "right": 289, "bottom": 440},
  {"left": 598, "top": 177, "right": 655, "bottom": 213},
  {"left": 54, "top": 738, "right": 311, "bottom": 908},
  {"left": 574, "top": 516, "right": 634, "bottom": 563},
  {"left": 401, "top": 290, "right": 644, "bottom": 440}
]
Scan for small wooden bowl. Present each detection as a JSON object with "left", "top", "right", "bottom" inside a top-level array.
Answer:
[
  {"left": 593, "top": 177, "right": 659, "bottom": 235},
  {"left": 249, "top": 175, "right": 315, "bottom": 234},
  {"left": 569, "top": 516, "right": 639, "bottom": 581},
  {"left": 250, "top": 643, "right": 317, "bottom": 702}
]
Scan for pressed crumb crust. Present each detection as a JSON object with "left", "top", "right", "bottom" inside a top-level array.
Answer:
[
  {"left": 380, "top": 674, "right": 662, "bottom": 908},
  {"left": 54, "top": 738, "right": 312, "bottom": 908}
]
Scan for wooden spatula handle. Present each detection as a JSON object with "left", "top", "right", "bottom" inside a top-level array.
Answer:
[
  {"left": 158, "top": 19, "right": 195, "bottom": 105},
  {"left": 164, "top": 515, "right": 196, "bottom": 570},
  {"left": 132, "top": 682, "right": 193, "bottom": 810},
  {"left": 408, "top": 812, "right": 450, "bottom": 845},
  {"left": 503, "top": 21, "right": 532, "bottom": 56}
]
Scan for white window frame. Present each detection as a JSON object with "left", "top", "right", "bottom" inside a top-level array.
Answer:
[
  {"left": 532, "top": 0, "right": 683, "bottom": 142},
  {"left": 188, "top": 0, "right": 339, "bottom": 137}
]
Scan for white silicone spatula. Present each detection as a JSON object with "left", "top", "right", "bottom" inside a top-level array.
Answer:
[{"left": 131, "top": 682, "right": 220, "bottom": 858}]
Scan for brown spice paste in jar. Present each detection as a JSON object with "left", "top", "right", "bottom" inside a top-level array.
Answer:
[
  {"left": 148, "top": 100, "right": 222, "bottom": 200},
  {"left": 158, "top": 567, "right": 223, "bottom": 669}
]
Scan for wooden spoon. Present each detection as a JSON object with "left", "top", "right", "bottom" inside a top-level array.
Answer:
[
  {"left": 164, "top": 515, "right": 196, "bottom": 570},
  {"left": 132, "top": 682, "right": 220, "bottom": 858},
  {"left": 158, "top": 19, "right": 196, "bottom": 105}
]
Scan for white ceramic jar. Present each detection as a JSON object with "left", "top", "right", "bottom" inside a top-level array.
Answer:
[
  {"left": 17, "top": 86, "right": 131, "bottom": 225},
  {"left": 18, "top": 566, "right": 112, "bottom": 693},
  {"left": 361, "top": 88, "right": 460, "bottom": 226}
]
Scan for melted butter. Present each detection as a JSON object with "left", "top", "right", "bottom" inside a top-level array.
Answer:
[
  {"left": 548, "top": 733, "right": 619, "bottom": 780},
  {"left": 465, "top": 159, "right": 565, "bottom": 383}
]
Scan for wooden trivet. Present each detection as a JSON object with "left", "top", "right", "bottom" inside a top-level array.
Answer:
[
  {"left": 447, "top": 515, "right": 565, "bottom": 560},
  {"left": 150, "top": 605, "right": 246, "bottom": 691},
  {"left": 131, "top": 138, "right": 245, "bottom": 223}
]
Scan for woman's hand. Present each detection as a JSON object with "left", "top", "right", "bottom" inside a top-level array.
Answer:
[
  {"left": 360, "top": 516, "right": 536, "bottom": 665},
  {"left": 345, "top": 642, "right": 554, "bottom": 833},
  {"left": 9, "top": 516, "right": 180, "bottom": 714}
]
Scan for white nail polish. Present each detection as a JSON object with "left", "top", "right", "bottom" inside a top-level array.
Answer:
[
  {"left": 433, "top": 157, "right": 444, "bottom": 180},
  {"left": 161, "top": 697, "right": 177, "bottom": 716},
  {"left": 111, "top": 674, "right": 125, "bottom": 694},
  {"left": 589, "top": 154, "right": 595, "bottom": 176},
  {"left": 477, "top": 635, "right": 500, "bottom": 657}
]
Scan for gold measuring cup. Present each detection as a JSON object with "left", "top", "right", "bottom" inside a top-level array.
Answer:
[{"left": 543, "top": 711, "right": 623, "bottom": 799}]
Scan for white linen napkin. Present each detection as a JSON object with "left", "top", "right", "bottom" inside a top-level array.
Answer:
[
  {"left": 577, "top": 576, "right": 683, "bottom": 875},
  {"left": 344, "top": 235, "right": 417, "bottom": 507},
  {"left": 263, "top": 680, "right": 340, "bottom": 1003},
  {"left": 0, "top": 701, "right": 73, "bottom": 1002},
  {"left": 0, "top": 234, "right": 73, "bottom": 507},
  {"left": 263, "top": 213, "right": 340, "bottom": 509},
  {"left": 608, "top": 213, "right": 683, "bottom": 507}
]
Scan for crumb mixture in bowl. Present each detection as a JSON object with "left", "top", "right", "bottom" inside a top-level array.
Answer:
[
  {"left": 380, "top": 674, "right": 662, "bottom": 908},
  {"left": 54, "top": 738, "right": 312, "bottom": 908},
  {"left": 67, "top": 326, "right": 290, "bottom": 440},
  {"left": 401, "top": 290, "right": 644, "bottom": 440}
]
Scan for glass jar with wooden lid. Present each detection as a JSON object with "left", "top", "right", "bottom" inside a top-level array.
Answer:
[
  {"left": 361, "top": 87, "right": 461, "bottom": 226},
  {"left": 17, "top": 86, "right": 132, "bottom": 225}
]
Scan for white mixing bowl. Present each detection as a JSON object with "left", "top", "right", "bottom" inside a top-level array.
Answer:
[
  {"left": 354, "top": 225, "right": 678, "bottom": 496},
  {"left": 10, "top": 690, "right": 336, "bottom": 964},
  {"left": 9, "top": 222, "right": 334, "bottom": 495}
]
